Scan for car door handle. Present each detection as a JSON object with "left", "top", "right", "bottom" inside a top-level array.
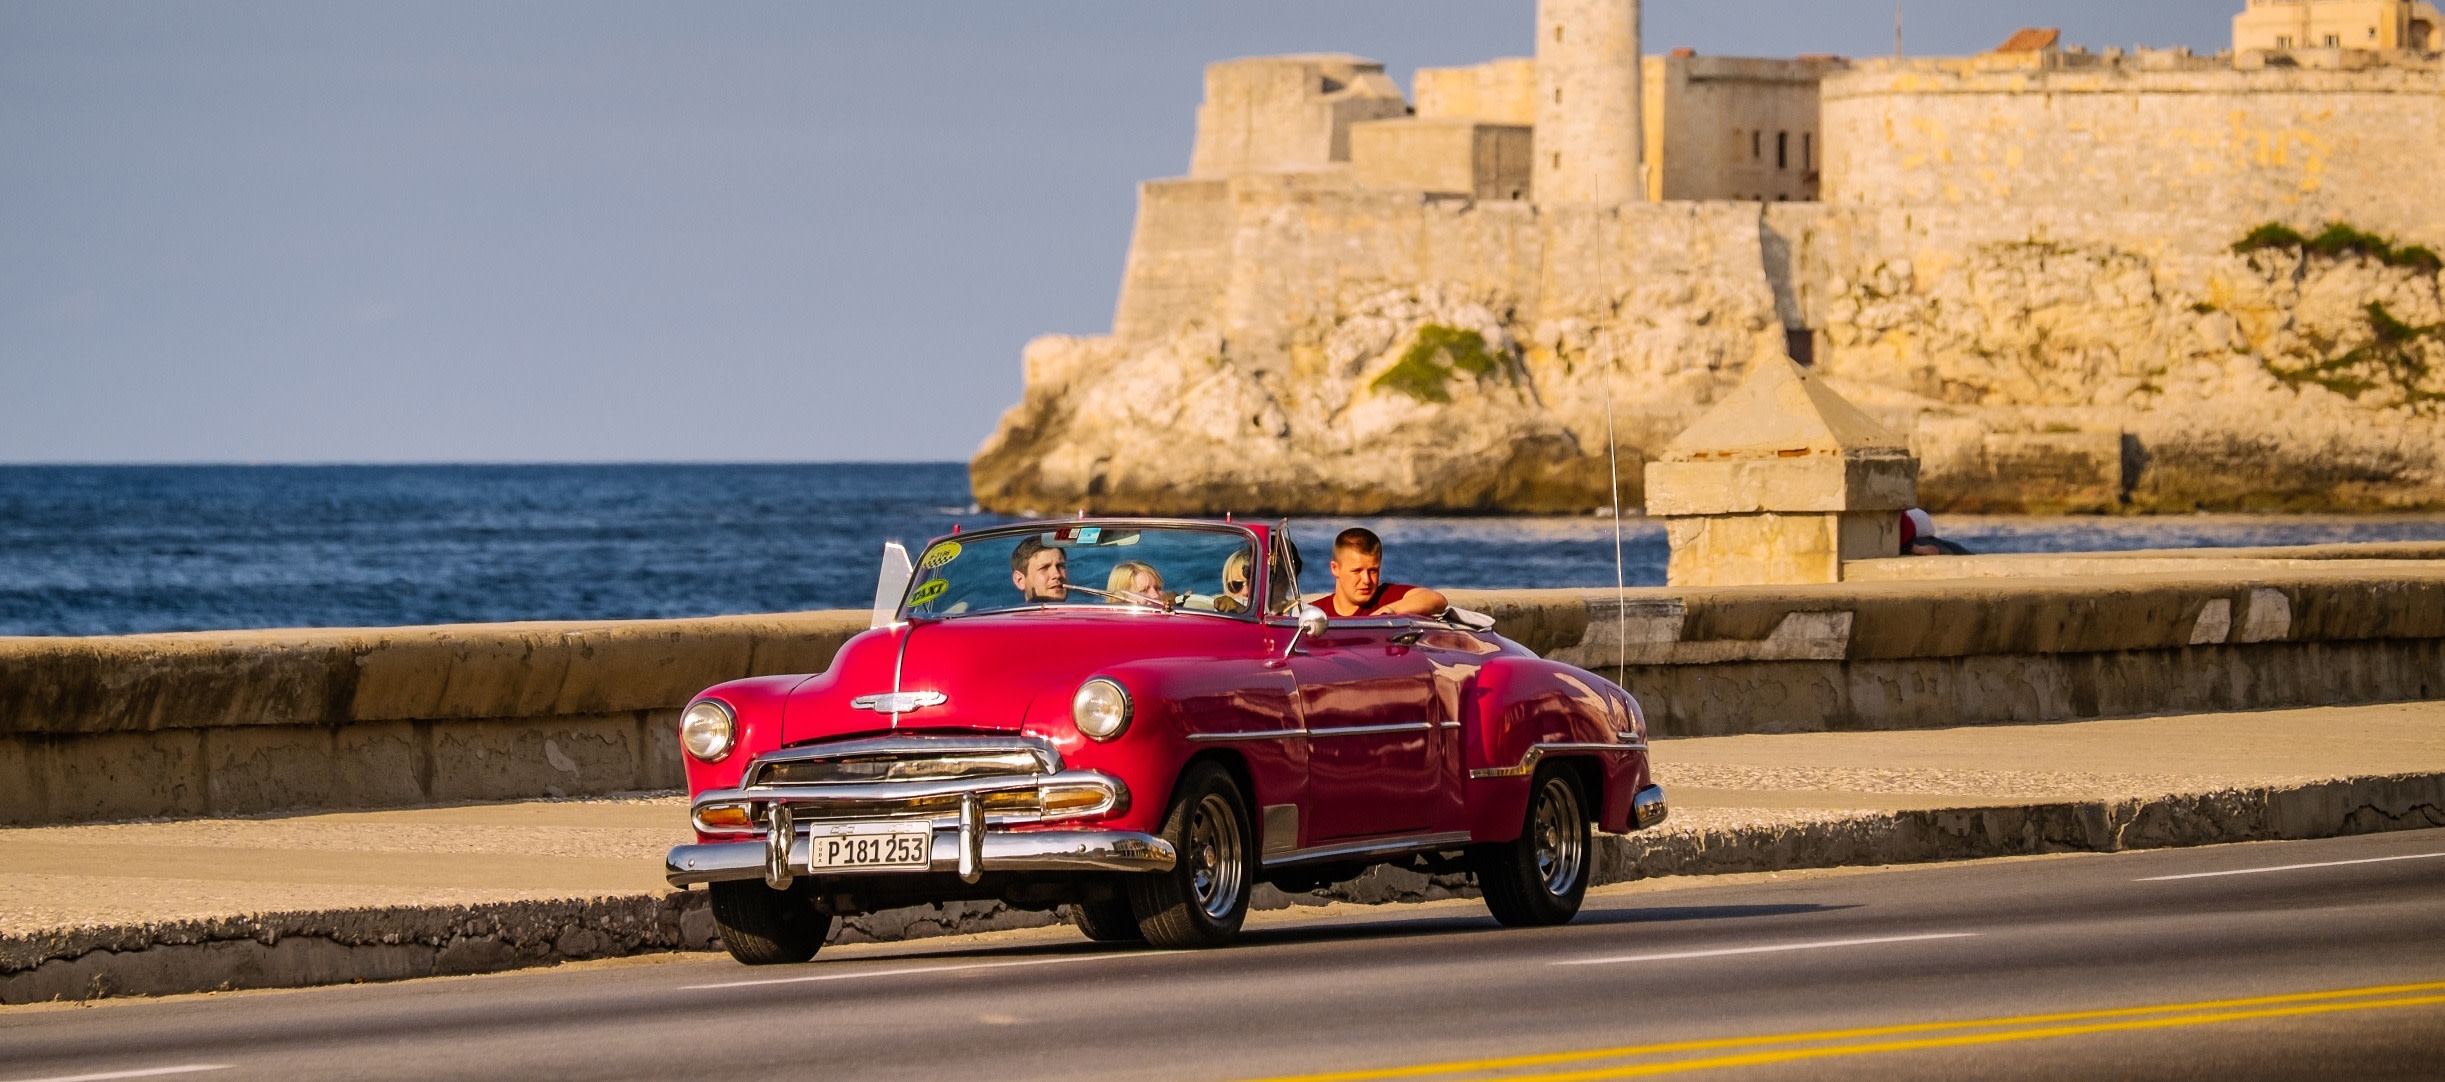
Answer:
[{"left": 1389, "top": 630, "right": 1424, "bottom": 646}]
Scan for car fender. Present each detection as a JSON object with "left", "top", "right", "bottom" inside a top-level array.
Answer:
[
  {"left": 679, "top": 673, "right": 816, "bottom": 831},
  {"left": 1462, "top": 657, "right": 1651, "bottom": 839},
  {"left": 1035, "top": 655, "right": 1307, "bottom": 846}
]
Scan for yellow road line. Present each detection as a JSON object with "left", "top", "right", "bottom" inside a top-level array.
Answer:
[
  {"left": 1239, "top": 979, "right": 2445, "bottom": 1082},
  {"left": 1506, "top": 992, "right": 2445, "bottom": 1080}
]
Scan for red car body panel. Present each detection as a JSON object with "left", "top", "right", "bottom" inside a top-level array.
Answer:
[{"left": 677, "top": 519, "right": 1655, "bottom": 870}]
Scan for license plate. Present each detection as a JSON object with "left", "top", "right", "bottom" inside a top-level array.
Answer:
[{"left": 806, "top": 822, "right": 935, "bottom": 870}]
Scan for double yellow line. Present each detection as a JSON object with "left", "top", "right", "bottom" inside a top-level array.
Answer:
[{"left": 1242, "top": 979, "right": 2445, "bottom": 1081}]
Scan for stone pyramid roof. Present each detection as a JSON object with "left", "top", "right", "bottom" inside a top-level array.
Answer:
[{"left": 1660, "top": 355, "right": 1909, "bottom": 462}]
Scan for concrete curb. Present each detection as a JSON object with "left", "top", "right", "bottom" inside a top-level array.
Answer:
[{"left": 7, "top": 772, "right": 2441, "bottom": 1005}]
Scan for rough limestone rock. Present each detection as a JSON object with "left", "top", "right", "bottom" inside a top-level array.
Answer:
[
  {"left": 974, "top": 209, "right": 2444, "bottom": 516},
  {"left": 974, "top": 282, "right": 1634, "bottom": 515},
  {"left": 1824, "top": 238, "right": 2445, "bottom": 511}
]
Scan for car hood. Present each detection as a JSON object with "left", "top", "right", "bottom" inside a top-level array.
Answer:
[{"left": 780, "top": 608, "right": 1259, "bottom": 746}]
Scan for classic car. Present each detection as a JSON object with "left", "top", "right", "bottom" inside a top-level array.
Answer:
[{"left": 665, "top": 518, "right": 1668, "bottom": 963}]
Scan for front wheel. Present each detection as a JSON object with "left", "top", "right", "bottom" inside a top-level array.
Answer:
[
  {"left": 709, "top": 880, "right": 833, "bottom": 965},
  {"left": 1069, "top": 897, "right": 1144, "bottom": 943},
  {"left": 1126, "top": 764, "right": 1254, "bottom": 949},
  {"left": 1470, "top": 767, "right": 1591, "bottom": 927}
]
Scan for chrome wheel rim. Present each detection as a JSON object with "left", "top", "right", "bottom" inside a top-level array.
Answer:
[
  {"left": 1532, "top": 776, "right": 1585, "bottom": 896},
  {"left": 1188, "top": 792, "right": 1246, "bottom": 920}
]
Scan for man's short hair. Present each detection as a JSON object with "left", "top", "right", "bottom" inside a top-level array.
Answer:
[
  {"left": 1333, "top": 528, "right": 1382, "bottom": 559},
  {"left": 1011, "top": 536, "right": 1056, "bottom": 574}
]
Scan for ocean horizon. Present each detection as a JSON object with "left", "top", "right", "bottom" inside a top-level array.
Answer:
[{"left": 6, "top": 462, "right": 2444, "bottom": 638}]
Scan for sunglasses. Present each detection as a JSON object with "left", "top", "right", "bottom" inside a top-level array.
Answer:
[{"left": 1225, "top": 578, "right": 1247, "bottom": 592}]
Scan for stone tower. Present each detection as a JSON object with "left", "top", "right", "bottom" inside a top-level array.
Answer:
[{"left": 1533, "top": 0, "right": 1643, "bottom": 205}]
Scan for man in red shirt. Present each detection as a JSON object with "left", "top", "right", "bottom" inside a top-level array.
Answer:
[{"left": 1313, "top": 527, "right": 1448, "bottom": 619}]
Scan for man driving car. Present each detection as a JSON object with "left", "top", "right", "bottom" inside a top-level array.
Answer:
[
  {"left": 1313, "top": 527, "right": 1446, "bottom": 618},
  {"left": 1010, "top": 536, "right": 1070, "bottom": 603}
]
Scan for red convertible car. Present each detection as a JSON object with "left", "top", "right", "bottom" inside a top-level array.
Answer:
[{"left": 665, "top": 519, "right": 1667, "bottom": 963}]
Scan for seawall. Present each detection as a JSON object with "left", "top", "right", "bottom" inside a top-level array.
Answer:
[
  {"left": 6, "top": 555, "right": 2440, "bottom": 827},
  {"left": 0, "top": 612, "right": 867, "bottom": 826}
]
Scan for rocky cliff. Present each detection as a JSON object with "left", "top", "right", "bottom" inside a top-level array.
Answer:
[{"left": 973, "top": 186, "right": 2444, "bottom": 515}]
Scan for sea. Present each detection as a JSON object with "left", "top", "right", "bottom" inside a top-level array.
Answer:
[{"left": 5, "top": 463, "right": 2444, "bottom": 637}]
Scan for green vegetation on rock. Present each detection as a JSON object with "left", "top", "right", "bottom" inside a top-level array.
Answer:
[
  {"left": 2262, "top": 301, "right": 2444, "bottom": 406},
  {"left": 2233, "top": 222, "right": 2445, "bottom": 273},
  {"left": 1372, "top": 324, "right": 1503, "bottom": 403}
]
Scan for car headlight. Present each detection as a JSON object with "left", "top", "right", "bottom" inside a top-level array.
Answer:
[
  {"left": 1072, "top": 678, "right": 1131, "bottom": 741},
  {"left": 680, "top": 700, "right": 736, "bottom": 762}
]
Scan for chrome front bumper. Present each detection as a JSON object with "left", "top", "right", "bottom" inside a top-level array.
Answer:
[
  {"left": 666, "top": 827, "right": 1177, "bottom": 888},
  {"left": 671, "top": 734, "right": 1173, "bottom": 888}
]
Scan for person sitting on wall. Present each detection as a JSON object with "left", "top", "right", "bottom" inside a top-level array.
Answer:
[
  {"left": 1011, "top": 536, "right": 1071, "bottom": 602},
  {"left": 1312, "top": 527, "right": 1448, "bottom": 619},
  {"left": 1105, "top": 560, "right": 1166, "bottom": 605},
  {"left": 1898, "top": 507, "right": 1976, "bottom": 556}
]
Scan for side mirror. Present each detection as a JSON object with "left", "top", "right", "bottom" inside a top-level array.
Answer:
[
  {"left": 1283, "top": 604, "right": 1330, "bottom": 658},
  {"left": 1299, "top": 604, "right": 1331, "bottom": 638},
  {"left": 870, "top": 541, "right": 914, "bottom": 628}
]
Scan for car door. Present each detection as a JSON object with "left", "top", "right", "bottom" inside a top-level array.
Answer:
[{"left": 1288, "top": 618, "right": 1442, "bottom": 842}]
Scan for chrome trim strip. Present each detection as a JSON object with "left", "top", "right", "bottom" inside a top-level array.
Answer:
[
  {"left": 1436, "top": 720, "right": 1462, "bottom": 729},
  {"left": 887, "top": 619, "right": 914, "bottom": 726},
  {"left": 666, "top": 830, "right": 1179, "bottom": 887},
  {"left": 1468, "top": 740, "right": 1650, "bottom": 780},
  {"left": 1184, "top": 729, "right": 1307, "bottom": 743},
  {"left": 1261, "top": 830, "right": 1472, "bottom": 869},
  {"left": 1308, "top": 721, "right": 1433, "bottom": 738},
  {"left": 751, "top": 734, "right": 1063, "bottom": 775}
]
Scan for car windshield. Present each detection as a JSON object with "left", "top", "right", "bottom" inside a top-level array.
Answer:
[{"left": 901, "top": 524, "right": 1260, "bottom": 620}]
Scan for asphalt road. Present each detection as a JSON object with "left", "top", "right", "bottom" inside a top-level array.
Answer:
[{"left": 7, "top": 829, "right": 2445, "bottom": 1082}]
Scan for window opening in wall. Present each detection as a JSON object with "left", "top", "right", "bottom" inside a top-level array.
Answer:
[
  {"left": 2276, "top": 34, "right": 2292, "bottom": 46},
  {"left": 2323, "top": 33, "right": 2339, "bottom": 46},
  {"left": 1555, "top": 88, "right": 1563, "bottom": 104},
  {"left": 1803, "top": 132, "right": 1813, "bottom": 170},
  {"left": 1752, "top": 131, "right": 1761, "bottom": 160},
  {"left": 1552, "top": 152, "right": 1562, "bottom": 169},
  {"left": 1777, "top": 131, "right": 1788, "bottom": 170},
  {"left": 1785, "top": 327, "right": 1815, "bottom": 367},
  {"left": 1554, "top": 25, "right": 1563, "bottom": 43}
]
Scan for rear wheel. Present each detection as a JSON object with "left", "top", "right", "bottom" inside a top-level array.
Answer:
[
  {"left": 1069, "top": 897, "right": 1145, "bottom": 943},
  {"left": 1471, "top": 767, "right": 1591, "bottom": 927},
  {"left": 1127, "top": 764, "right": 1254, "bottom": 949},
  {"left": 710, "top": 880, "right": 833, "bottom": 965}
]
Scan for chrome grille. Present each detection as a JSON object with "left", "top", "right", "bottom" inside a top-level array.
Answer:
[{"left": 746, "top": 735, "right": 1061, "bottom": 789}]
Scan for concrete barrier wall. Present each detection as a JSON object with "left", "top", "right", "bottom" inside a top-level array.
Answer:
[
  {"left": 5, "top": 563, "right": 2441, "bottom": 825},
  {"left": 0, "top": 612, "right": 868, "bottom": 826},
  {"left": 1474, "top": 564, "right": 2445, "bottom": 738}
]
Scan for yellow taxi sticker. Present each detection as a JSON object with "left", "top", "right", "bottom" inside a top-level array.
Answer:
[
  {"left": 907, "top": 578, "right": 948, "bottom": 606},
  {"left": 918, "top": 541, "right": 962, "bottom": 570}
]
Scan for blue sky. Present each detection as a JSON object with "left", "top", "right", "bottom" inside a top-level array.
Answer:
[{"left": 1, "top": 1, "right": 2240, "bottom": 463}]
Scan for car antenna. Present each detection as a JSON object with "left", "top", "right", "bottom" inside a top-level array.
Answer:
[{"left": 1598, "top": 163, "right": 1629, "bottom": 684}]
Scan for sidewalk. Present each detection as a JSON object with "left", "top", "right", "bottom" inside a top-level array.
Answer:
[{"left": 6, "top": 700, "right": 2443, "bottom": 1001}]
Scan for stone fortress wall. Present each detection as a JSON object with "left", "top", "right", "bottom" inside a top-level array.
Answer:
[{"left": 973, "top": 0, "right": 2445, "bottom": 516}]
